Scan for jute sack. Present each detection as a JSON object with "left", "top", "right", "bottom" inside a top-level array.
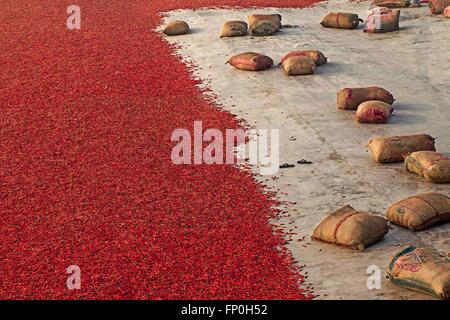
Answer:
[
  {"left": 220, "top": 21, "right": 248, "bottom": 37},
  {"left": 249, "top": 20, "right": 279, "bottom": 36},
  {"left": 279, "top": 50, "right": 327, "bottom": 66},
  {"left": 226, "top": 52, "right": 273, "bottom": 71},
  {"left": 387, "top": 245, "right": 450, "bottom": 299},
  {"left": 429, "top": 0, "right": 450, "bottom": 13},
  {"left": 320, "top": 12, "right": 362, "bottom": 29},
  {"left": 312, "top": 205, "right": 388, "bottom": 250},
  {"left": 386, "top": 193, "right": 450, "bottom": 230},
  {"left": 248, "top": 14, "right": 282, "bottom": 29},
  {"left": 445, "top": 6, "right": 450, "bottom": 16},
  {"left": 337, "top": 86, "right": 394, "bottom": 110},
  {"left": 282, "top": 56, "right": 315, "bottom": 76},
  {"left": 372, "top": 0, "right": 410, "bottom": 7},
  {"left": 355, "top": 101, "right": 393, "bottom": 123},
  {"left": 163, "top": 21, "right": 190, "bottom": 36},
  {"left": 368, "top": 134, "right": 436, "bottom": 163},
  {"left": 405, "top": 151, "right": 450, "bottom": 183},
  {"left": 365, "top": 9, "right": 400, "bottom": 33}
]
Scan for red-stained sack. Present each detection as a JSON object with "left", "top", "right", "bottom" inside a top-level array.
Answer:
[
  {"left": 226, "top": 52, "right": 273, "bottom": 71},
  {"left": 429, "top": 0, "right": 450, "bottom": 13},
  {"left": 355, "top": 101, "right": 393, "bottom": 123},
  {"left": 279, "top": 50, "right": 327, "bottom": 66},
  {"left": 445, "top": 6, "right": 450, "bottom": 16},
  {"left": 365, "top": 8, "right": 400, "bottom": 33}
]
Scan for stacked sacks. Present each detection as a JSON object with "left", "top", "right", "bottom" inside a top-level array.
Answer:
[
  {"left": 337, "top": 86, "right": 394, "bottom": 110},
  {"left": 429, "top": 0, "right": 450, "bottom": 13},
  {"left": 368, "top": 134, "right": 436, "bottom": 163},
  {"left": 282, "top": 56, "right": 316, "bottom": 76},
  {"left": 387, "top": 245, "right": 450, "bottom": 299},
  {"left": 248, "top": 14, "right": 281, "bottom": 36},
  {"left": 365, "top": 7, "right": 401, "bottom": 33},
  {"left": 279, "top": 50, "right": 328, "bottom": 66},
  {"left": 386, "top": 193, "right": 450, "bottom": 230},
  {"left": 321, "top": 12, "right": 363, "bottom": 29},
  {"left": 312, "top": 205, "right": 388, "bottom": 250},
  {"left": 163, "top": 21, "right": 190, "bottom": 36},
  {"left": 405, "top": 151, "right": 450, "bottom": 183},
  {"left": 220, "top": 21, "right": 248, "bottom": 37},
  {"left": 226, "top": 52, "right": 273, "bottom": 71},
  {"left": 355, "top": 101, "right": 393, "bottom": 123}
]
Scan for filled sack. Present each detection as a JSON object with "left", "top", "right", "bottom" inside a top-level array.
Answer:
[
  {"left": 429, "top": 0, "right": 450, "bottom": 13},
  {"left": 321, "top": 12, "right": 362, "bottom": 29},
  {"left": 249, "top": 20, "right": 279, "bottom": 36},
  {"left": 372, "top": 0, "right": 411, "bottom": 7},
  {"left": 405, "top": 151, "right": 450, "bottom": 183},
  {"left": 163, "top": 21, "right": 190, "bottom": 36},
  {"left": 355, "top": 101, "right": 393, "bottom": 123},
  {"left": 387, "top": 245, "right": 450, "bottom": 299},
  {"left": 248, "top": 14, "right": 282, "bottom": 29},
  {"left": 365, "top": 8, "right": 400, "bottom": 33},
  {"left": 386, "top": 193, "right": 450, "bottom": 230},
  {"left": 312, "top": 205, "right": 388, "bottom": 250},
  {"left": 279, "top": 50, "right": 327, "bottom": 66},
  {"left": 368, "top": 134, "right": 436, "bottom": 163},
  {"left": 445, "top": 6, "right": 450, "bottom": 16},
  {"left": 220, "top": 21, "right": 248, "bottom": 37},
  {"left": 226, "top": 52, "right": 273, "bottom": 71},
  {"left": 282, "top": 56, "right": 315, "bottom": 76},
  {"left": 337, "top": 86, "right": 394, "bottom": 110}
]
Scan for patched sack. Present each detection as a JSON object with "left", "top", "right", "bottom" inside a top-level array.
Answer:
[
  {"left": 312, "top": 205, "right": 388, "bottom": 250},
  {"left": 163, "top": 21, "right": 190, "bottom": 36},
  {"left": 337, "top": 86, "right": 394, "bottom": 110},
  {"left": 282, "top": 56, "right": 316, "bottom": 76},
  {"left": 365, "top": 8, "right": 400, "bottom": 33},
  {"left": 386, "top": 193, "right": 450, "bottom": 230},
  {"left": 387, "top": 245, "right": 450, "bottom": 299},
  {"left": 321, "top": 12, "right": 362, "bottom": 29},
  {"left": 368, "top": 134, "right": 436, "bottom": 163},
  {"left": 279, "top": 50, "right": 327, "bottom": 66},
  {"left": 226, "top": 52, "right": 273, "bottom": 71},
  {"left": 220, "top": 21, "right": 248, "bottom": 37},
  {"left": 405, "top": 151, "right": 450, "bottom": 183},
  {"left": 355, "top": 101, "right": 393, "bottom": 123}
]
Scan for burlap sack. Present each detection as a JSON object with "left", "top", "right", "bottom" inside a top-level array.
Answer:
[
  {"left": 163, "top": 21, "right": 190, "bottom": 36},
  {"left": 355, "top": 101, "right": 393, "bottom": 123},
  {"left": 387, "top": 245, "right": 450, "bottom": 299},
  {"left": 320, "top": 12, "right": 362, "bottom": 29},
  {"left": 279, "top": 50, "right": 328, "bottom": 66},
  {"left": 249, "top": 20, "right": 279, "bottom": 36},
  {"left": 429, "top": 0, "right": 450, "bottom": 13},
  {"left": 368, "top": 134, "right": 436, "bottom": 163},
  {"left": 386, "top": 193, "right": 450, "bottom": 230},
  {"left": 312, "top": 205, "right": 388, "bottom": 250},
  {"left": 226, "top": 52, "right": 273, "bottom": 71},
  {"left": 248, "top": 14, "right": 282, "bottom": 29},
  {"left": 405, "top": 151, "right": 450, "bottom": 183},
  {"left": 372, "top": 0, "right": 410, "bottom": 7},
  {"left": 220, "top": 21, "right": 248, "bottom": 37},
  {"left": 282, "top": 56, "right": 316, "bottom": 76},
  {"left": 337, "top": 86, "right": 394, "bottom": 110},
  {"left": 445, "top": 6, "right": 450, "bottom": 16},
  {"left": 365, "top": 9, "right": 400, "bottom": 33}
]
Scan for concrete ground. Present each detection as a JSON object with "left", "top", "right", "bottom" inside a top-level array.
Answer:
[{"left": 159, "top": 1, "right": 450, "bottom": 299}]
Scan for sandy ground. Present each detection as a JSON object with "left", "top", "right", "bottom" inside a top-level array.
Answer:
[{"left": 159, "top": 1, "right": 450, "bottom": 299}]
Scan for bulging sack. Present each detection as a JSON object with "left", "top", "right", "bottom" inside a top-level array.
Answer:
[
  {"left": 355, "top": 101, "right": 393, "bottom": 123},
  {"left": 386, "top": 193, "right": 450, "bottom": 230},
  {"left": 387, "top": 245, "right": 450, "bottom": 299},
  {"left": 337, "top": 86, "right": 394, "bottom": 110},
  {"left": 312, "top": 205, "right": 388, "bottom": 250},
  {"left": 279, "top": 50, "right": 327, "bottom": 66},
  {"left": 368, "top": 134, "right": 436, "bottom": 163},
  {"left": 226, "top": 52, "right": 273, "bottom": 71},
  {"left": 321, "top": 12, "right": 362, "bottom": 29},
  {"left": 282, "top": 56, "right": 315, "bottom": 76},
  {"left": 429, "top": 0, "right": 450, "bottom": 13},
  {"left": 372, "top": 0, "right": 411, "bottom": 7},
  {"left": 248, "top": 14, "right": 282, "bottom": 29},
  {"left": 249, "top": 20, "right": 279, "bottom": 36},
  {"left": 220, "top": 21, "right": 248, "bottom": 37},
  {"left": 163, "top": 21, "right": 190, "bottom": 36},
  {"left": 365, "top": 8, "right": 400, "bottom": 33},
  {"left": 445, "top": 6, "right": 450, "bottom": 16},
  {"left": 405, "top": 151, "right": 450, "bottom": 183}
]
